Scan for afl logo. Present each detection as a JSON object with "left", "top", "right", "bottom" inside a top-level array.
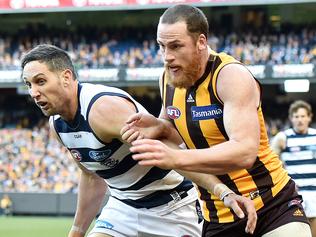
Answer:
[
  {"left": 167, "top": 106, "right": 181, "bottom": 119},
  {"left": 70, "top": 149, "right": 82, "bottom": 161}
]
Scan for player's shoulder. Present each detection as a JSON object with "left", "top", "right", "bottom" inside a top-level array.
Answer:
[
  {"left": 80, "top": 83, "right": 133, "bottom": 110},
  {"left": 283, "top": 128, "right": 295, "bottom": 136},
  {"left": 217, "top": 63, "right": 258, "bottom": 103},
  {"left": 219, "top": 63, "right": 254, "bottom": 81},
  {"left": 89, "top": 95, "right": 127, "bottom": 118},
  {"left": 80, "top": 82, "right": 126, "bottom": 96}
]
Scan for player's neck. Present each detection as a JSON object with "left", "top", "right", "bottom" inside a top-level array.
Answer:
[
  {"left": 197, "top": 49, "right": 210, "bottom": 80},
  {"left": 61, "top": 81, "right": 79, "bottom": 122},
  {"left": 294, "top": 127, "right": 308, "bottom": 135}
]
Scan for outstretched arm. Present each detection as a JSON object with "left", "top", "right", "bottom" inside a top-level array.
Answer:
[
  {"left": 121, "top": 108, "right": 257, "bottom": 233},
  {"left": 130, "top": 64, "right": 261, "bottom": 174},
  {"left": 49, "top": 118, "right": 107, "bottom": 237},
  {"left": 121, "top": 116, "right": 257, "bottom": 234},
  {"left": 69, "top": 167, "right": 107, "bottom": 237}
]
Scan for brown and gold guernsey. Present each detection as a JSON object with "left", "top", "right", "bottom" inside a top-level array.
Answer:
[{"left": 162, "top": 50, "right": 290, "bottom": 223}]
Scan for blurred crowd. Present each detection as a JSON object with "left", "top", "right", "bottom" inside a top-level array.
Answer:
[
  {"left": 0, "top": 120, "right": 79, "bottom": 193},
  {"left": 208, "top": 29, "right": 316, "bottom": 65},
  {"left": 0, "top": 24, "right": 316, "bottom": 194},
  {"left": 0, "top": 25, "right": 315, "bottom": 70}
]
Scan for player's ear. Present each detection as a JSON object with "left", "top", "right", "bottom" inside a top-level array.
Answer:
[
  {"left": 61, "top": 69, "right": 73, "bottom": 87},
  {"left": 197, "top": 34, "right": 207, "bottom": 51},
  {"left": 308, "top": 112, "right": 313, "bottom": 124}
]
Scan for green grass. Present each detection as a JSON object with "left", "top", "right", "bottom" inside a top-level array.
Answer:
[{"left": 0, "top": 216, "right": 77, "bottom": 237}]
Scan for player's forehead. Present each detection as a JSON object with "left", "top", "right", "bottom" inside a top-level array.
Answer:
[
  {"left": 293, "top": 107, "right": 309, "bottom": 116},
  {"left": 157, "top": 21, "right": 189, "bottom": 44},
  {"left": 22, "top": 61, "right": 50, "bottom": 81}
]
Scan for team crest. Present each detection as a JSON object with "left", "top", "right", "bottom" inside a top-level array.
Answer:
[
  {"left": 70, "top": 149, "right": 82, "bottom": 161},
  {"left": 167, "top": 106, "right": 181, "bottom": 119}
]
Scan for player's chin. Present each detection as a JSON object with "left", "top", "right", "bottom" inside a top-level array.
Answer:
[{"left": 41, "top": 108, "right": 55, "bottom": 117}]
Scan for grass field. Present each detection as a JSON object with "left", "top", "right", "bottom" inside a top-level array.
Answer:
[{"left": 0, "top": 216, "right": 87, "bottom": 237}]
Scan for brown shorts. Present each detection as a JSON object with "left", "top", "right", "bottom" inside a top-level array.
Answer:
[{"left": 202, "top": 179, "right": 310, "bottom": 237}]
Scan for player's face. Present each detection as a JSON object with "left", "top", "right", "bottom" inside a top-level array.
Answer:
[
  {"left": 290, "top": 108, "right": 311, "bottom": 134},
  {"left": 157, "top": 21, "right": 203, "bottom": 89},
  {"left": 22, "top": 61, "right": 66, "bottom": 117}
]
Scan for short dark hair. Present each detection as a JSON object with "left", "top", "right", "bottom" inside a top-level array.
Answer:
[
  {"left": 289, "top": 100, "right": 313, "bottom": 117},
  {"left": 21, "top": 44, "right": 77, "bottom": 80},
  {"left": 159, "top": 4, "right": 209, "bottom": 40}
]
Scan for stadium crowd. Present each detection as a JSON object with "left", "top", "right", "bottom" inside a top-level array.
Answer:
[
  {"left": 0, "top": 25, "right": 315, "bottom": 70},
  {"left": 0, "top": 25, "right": 315, "bottom": 194},
  {"left": 0, "top": 120, "right": 79, "bottom": 193}
]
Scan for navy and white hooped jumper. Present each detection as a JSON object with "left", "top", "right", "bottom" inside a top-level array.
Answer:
[
  {"left": 52, "top": 83, "right": 195, "bottom": 209},
  {"left": 281, "top": 128, "right": 316, "bottom": 192}
]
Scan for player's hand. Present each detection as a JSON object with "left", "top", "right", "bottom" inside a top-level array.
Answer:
[
  {"left": 120, "top": 113, "right": 162, "bottom": 143},
  {"left": 223, "top": 193, "right": 257, "bottom": 234},
  {"left": 130, "top": 139, "right": 178, "bottom": 169}
]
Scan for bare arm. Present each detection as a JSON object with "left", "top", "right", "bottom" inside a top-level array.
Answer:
[
  {"left": 91, "top": 94, "right": 252, "bottom": 201},
  {"left": 270, "top": 132, "right": 286, "bottom": 155},
  {"left": 89, "top": 96, "right": 138, "bottom": 142},
  {"left": 119, "top": 95, "right": 257, "bottom": 234},
  {"left": 70, "top": 167, "right": 107, "bottom": 237},
  {"left": 179, "top": 64, "right": 260, "bottom": 173},
  {"left": 49, "top": 118, "right": 107, "bottom": 237},
  {"left": 69, "top": 96, "right": 138, "bottom": 237},
  {"left": 131, "top": 64, "right": 260, "bottom": 174}
]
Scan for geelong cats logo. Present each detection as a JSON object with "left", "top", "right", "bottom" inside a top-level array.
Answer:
[{"left": 70, "top": 149, "right": 82, "bottom": 161}]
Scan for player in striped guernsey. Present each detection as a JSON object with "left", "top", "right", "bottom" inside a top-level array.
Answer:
[
  {"left": 272, "top": 100, "right": 316, "bottom": 237},
  {"left": 121, "top": 4, "right": 312, "bottom": 237},
  {"left": 21, "top": 44, "right": 257, "bottom": 237}
]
